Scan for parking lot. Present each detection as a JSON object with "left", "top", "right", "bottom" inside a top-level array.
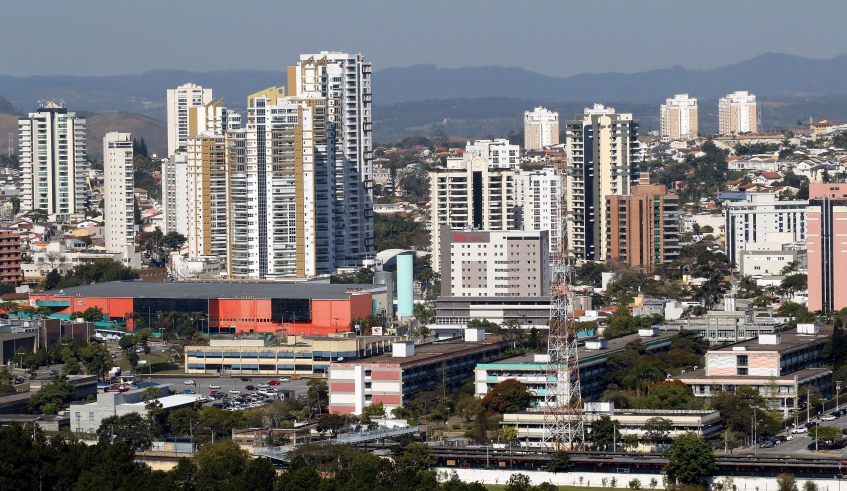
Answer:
[{"left": 743, "top": 406, "right": 847, "bottom": 458}]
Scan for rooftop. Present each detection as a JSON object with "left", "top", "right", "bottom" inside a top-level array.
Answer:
[
  {"left": 675, "top": 367, "right": 830, "bottom": 383},
  {"left": 35, "top": 281, "right": 386, "bottom": 300},
  {"left": 709, "top": 326, "right": 831, "bottom": 354},
  {"left": 121, "top": 394, "right": 202, "bottom": 410},
  {"left": 333, "top": 336, "right": 513, "bottom": 368}
]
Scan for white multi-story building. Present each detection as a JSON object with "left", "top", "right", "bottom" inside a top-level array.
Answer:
[
  {"left": 429, "top": 154, "right": 517, "bottom": 271},
  {"left": 524, "top": 107, "right": 559, "bottom": 150},
  {"left": 465, "top": 139, "right": 520, "bottom": 169},
  {"left": 439, "top": 227, "right": 550, "bottom": 298},
  {"left": 660, "top": 94, "right": 698, "bottom": 141},
  {"left": 290, "top": 52, "right": 374, "bottom": 269},
  {"left": 166, "top": 83, "right": 213, "bottom": 156},
  {"left": 102, "top": 132, "right": 140, "bottom": 268},
  {"left": 186, "top": 134, "right": 228, "bottom": 262},
  {"left": 161, "top": 152, "right": 188, "bottom": 236},
  {"left": 18, "top": 102, "right": 88, "bottom": 218},
  {"left": 514, "top": 168, "right": 560, "bottom": 253},
  {"left": 718, "top": 91, "right": 758, "bottom": 135},
  {"left": 565, "top": 104, "right": 641, "bottom": 261},
  {"left": 725, "top": 193, "right": 807, "bottom": 266}
]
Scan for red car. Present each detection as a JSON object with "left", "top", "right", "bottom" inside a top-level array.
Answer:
[
  {"left": 268, "top": 380, "right": 280, "bottom": 386},
  {"left": 210, "top": 390, "right": 219, "bottom": 396}
]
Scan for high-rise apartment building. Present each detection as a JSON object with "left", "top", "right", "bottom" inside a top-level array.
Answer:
[
  {"left": 0, "top": 230, "right": 22, "bottom": 284},
  {"left": 438, "top": 227, "right": 550, "bottom": 298},
  {"left": 465, "top": 139, "right": 520, "bottom": 169},
  {"left": 429, "top": 154, "right": 517, "bottom": 271},
  {"left": 287, "top": 52, "right": 374, "bottom": 268},
  {"left": 725, "top": 193, "right": 807, "bottom": 266},
  {"left": 564, "top": 104, "right": 641, "bottom": 261},
  {"left": 808, "top": 183, "right": 847, "bottom": 312},
  {"left": 103, "top": 132, "right": 139, "bottom": 267},
  {"left": 166, "top": 83, "right": 213, "bottom": 156},
  {"left": 660, "top": 94, "right": 698, "bottom": 141},
  {"left": 186, "top": 134, "right": 228, "bottom": 262},
  {"left": 161, "top": 151, "right": 188, "bottom": 236},
  {"left": 524, "top": 107, "right": 559, "bottom": 150},
  {"left": 18, "top": 102, "right": 88, "bottom": 218},
  {"left": 718, "top": 91, "right": 758, "bottom": 135},
  {"left": 606, "top": 183, "right": 680, "bottom": 270},
  {"left": 514, "top": 168, "right": 560, "bottom": 252}
]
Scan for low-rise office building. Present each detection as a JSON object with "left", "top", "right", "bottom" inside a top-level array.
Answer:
[
  {"left": 328, "top": 330, "right": 514, "bottom": 416},
  {"left": 502, "top": 405, "right": 721, "bottom": 449},
  {"left": 69, "top": 384, "right": 196, "bottom": 436},
  {"left": 674, "top": 324, "right": 832, "bottom": 411},
  {"left": 185, "top": 335, "right": 405, "bottom": 376},
  {"left": 475, "top": 330, "right": 675, "bottom": 404}
]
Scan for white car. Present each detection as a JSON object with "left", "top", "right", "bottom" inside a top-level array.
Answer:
[
  {"left": 183, "top": 380, "right": 195, "bottom": 385},
  {"left": 209, "top": 384, "right": 221, "bottom": 389},
  {"left": 791, "top": 426, "right": 809, "bottom": 434},
  {"left": 228, "top": 389, "right": 241, "bottom": 394},
  {"left": 258, "top": 383, "right": 269, "bottom": 389},
  {"left": 278, "top": 377, "right": 291, "bottom": 382},
  {"left": 822, "top": 415, "right": 838, "bottom": 421}
]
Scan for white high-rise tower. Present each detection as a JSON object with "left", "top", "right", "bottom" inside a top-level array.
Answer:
[
  {"left": 166, "top": 83, "right": 213, "bottom": 156},
  {"left": 103, "top": 132, "right": 140, "bottom": 267}
]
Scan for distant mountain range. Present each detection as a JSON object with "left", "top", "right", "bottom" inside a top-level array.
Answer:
[{"left": 2, "top": 53, "right": 847, "bottom": 147}]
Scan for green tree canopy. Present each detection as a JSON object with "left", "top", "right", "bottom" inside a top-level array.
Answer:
[
  {"left": 477, "top": 379, "right": 530, "bottom": 416},
  {"left": 663, "top": 434, "right": 716, "bottom": 484}
]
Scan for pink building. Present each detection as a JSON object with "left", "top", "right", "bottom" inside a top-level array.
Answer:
[{"left": 808, "top": 184, "right": 847, "bottom": 312}]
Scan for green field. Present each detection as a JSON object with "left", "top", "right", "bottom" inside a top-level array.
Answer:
[{"left": 113, "top": 350, "right": 173, "bottom": 373}]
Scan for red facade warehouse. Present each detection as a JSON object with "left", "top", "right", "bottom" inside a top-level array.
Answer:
[{"left": 31, "top": 281, "right": 385, "bottom": 335}]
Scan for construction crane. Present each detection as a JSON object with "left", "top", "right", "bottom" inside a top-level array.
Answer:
[{"left": 542, "top": 151, "right": 585, "bottom": 450}]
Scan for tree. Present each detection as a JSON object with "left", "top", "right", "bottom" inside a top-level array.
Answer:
[
  {"left": 547, "top": 450, "right": 574, "bottom": 472},
  {"left": 62, "top": 357, "right": 81, "bottom": 376},
  {"left": 455, "top": 395, "right": 478, "bottom": 423},
  {"left": 642, "top": 417, "right": 673, "bottom": 448},
  {"left": 28, "top": 373, "right": 74, "bottom": 413},
  {"left": 814, "top": 425, "right": 841, "bottom": 444},
  {"left": 780, "top": 274, "right": 807, "bottom": 296},
  {"left": 477, "top": 379, "right": 530, "bottom": 416},
  {"left": 316, "top": 413, "right": 346, "bottom": 435},
  {"left": 663, "top": 434, "right": 716, "bottom": 485},
  {"left": 589, "top": 415, "right": 621, "bottom": 449},
  {"left": 97, "top": 412, "right": 159, "bottom": 450},
  {"left": 78, "top": 342, "right": 113, "bottom": 380},
  {"left": 823, "top": 320, "right": 847, "bottom": 365},
  {"left": 306, "top": 379, "right": 328, "bottom": 416},
  {"left": 604, "top": 305, "right": 636, "bottom": 338},
  {"left": 638, "top": 381, "right": 700, "bottom": 410},
  {"left": 193, "top": 439, "right": 249, "bottom": 491},
  {"left": 41, "top": 269, "right": 62, "bottom": 291},
  {"left": 396, "top": 442, "right": 436, "bottom": 472},
  {"left": 361, "top": 401, "right": 385, "bottom": 426},
  {"left": 505, "top": 473, "right": 533, "bottom": 491},
  {"left": 776, "top": 474, "right": 797, "bottom": 491},
  {"left": 162, "top": 232, "right": 187, "bottom": 252}
]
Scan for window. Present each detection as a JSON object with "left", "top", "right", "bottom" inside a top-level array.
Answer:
[
  {"left": 89, "top": 412, "right": 94, "bottom": 421},
  {"left": 737, "top": 355, "right": 748, "bottom": 366},
  {"left": 737, "top": 368, "right": 748, "bottom": 376}
]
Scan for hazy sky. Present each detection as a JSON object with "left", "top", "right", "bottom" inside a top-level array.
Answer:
[{"left": 3, "top": 0, "right": 847, "bottom": 77}]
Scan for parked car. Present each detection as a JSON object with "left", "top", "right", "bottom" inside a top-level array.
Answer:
[
  {"left": 808, "top": 441, "right": 822, "bottom": 451},
  {"left": 209, "top": 384, "right": 221, "bottom": 389},
  {"left": 792, "top": 426, "right": 809, "bottom": 434},
  {"left": 268, "top": 380, "right": 280, "bottom": 386},
  {"left": 805, "top": 421, "right": 819, "bottom": 428},
  {"left": 183, "top": 380, "right": 195, "bottom": 385},
  {"left": 245, "top": 385, "right": 256, "bottom": 391},
  {"left": 822, "top": 414, "right": 837, "bottom": 421},
  {"left": 760, "top": 441, "right": 775, "bottom": 449},
  {"left": 278, "top": 377, "right": 291, "bottom": 383},
  {"left": 229, "top": 389, "right": 241, "bottom": 394},
  {"left": 184, "top": 390, "right": 196, "bottom": 394},
  {"left": 258, "top": 383, "right": 269, "bottom": 389},
  {"left": 240, "top": 377, "right": 252, "bottom": 382}
]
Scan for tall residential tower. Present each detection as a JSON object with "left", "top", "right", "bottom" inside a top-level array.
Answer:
[
  {"left": 660, "top": 94, "right": 698, "bottom": 141},
  {"left": 18, "top": 102, "right": 88, "bottom": 218},
  {"left": 718, "top": 91, "right": 757, "bottom": 135},
  {"left": 103, "top": 132, "right": 139, "bottom": 267},
  {"left": 166, "top": 83, "right": 213, "bottom": 156},
  {"left": 524, "top": 107, "right": 560, "bottom": 150}
]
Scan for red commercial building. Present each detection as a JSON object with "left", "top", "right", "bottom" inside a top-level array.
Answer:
[
  {"left": 0, "top": 230, "right": 22, "bottom": 284},
  {"left": 30, "top": 281, "right": 385, "bottom": 335},
  {"left": 808, "top": 183, "right": 847, "bottom": 312}
]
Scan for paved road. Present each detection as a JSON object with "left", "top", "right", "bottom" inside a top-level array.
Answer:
[{"left": 739, "top": 406, "right": 847, "bottom": 458}]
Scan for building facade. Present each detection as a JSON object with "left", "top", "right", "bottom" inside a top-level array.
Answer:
[
  {"left": 18, "top": 102, "right": 88, "bottom": 218},
  {"left": 514, "top": 168, "right": 560, "bottom": 253},
  {"left": 725, "top": 193, "right": 807, "bottom": 266},
  {"left": 0, "top": 230, "right": 21, "bottom": 284},
  {"left": 102, "top": 132, "right": 135, "bottom": 261},
  {"left": 429, "top": 155, "right": 516, "bottom": 270},
  {"left": 465, "top": 139, "right": 520, "bottom": 169},
  {"left": 606, "top": 183, "right": 680, "bottom": 270},
  {"left": 565, "top": 104, "right": 641, "bottom": 261},
  {"left": 524, "top": 107, "right": 560, "bottom": 151},
  {"left": 166, "top": 83, "right": 213, "bottom": 156},
  {"left": 438, "top": 227, "right": 550, "bottom": 298},
  {"left": 186, "top": 134, "right": 228, "bottom": 262},
  {"left": 660, "top": 94, "right": 698, "bottom": 141},
  {"left": 161, "top": 151, "right": 188, "bottom": 235},
  {"left": 807, "top": 183, "right": 847, "bottom": 311},
  {"left": 718, "top": 91, "right": 757, "bottom": 135}
]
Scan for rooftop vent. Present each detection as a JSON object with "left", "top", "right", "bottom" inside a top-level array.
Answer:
[
  {"left": 758, "top": 333, "right": 781, "bottom": 345},
  {"left": 392, "top": 342, "right": 415, "bottom": 358},
  {"left": 464, "top": 327, "right": 485, "bottom": 342},
  {"left": 732, "top": 346, "right": 748, "bottom": 351},
  {"left": 585, "top": 340, "right": 608, "bottom": 350},
  {"left": 797, "top": 323, "right": 819, "bottom": 335},
  {"left": 639, "top": 327, "right": 659, "bottom": 338}
]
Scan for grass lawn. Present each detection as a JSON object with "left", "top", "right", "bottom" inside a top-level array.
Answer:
[
  {"left": 114, "top": 350, "right": 173, "bottom": 372},
  {"left": 486, "top": 486, "right": 598, "bottom": 491}
]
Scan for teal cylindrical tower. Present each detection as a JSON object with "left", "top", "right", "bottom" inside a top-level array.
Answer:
[{"left": 397, "top": 253, "right": 414, "bottom": 318}]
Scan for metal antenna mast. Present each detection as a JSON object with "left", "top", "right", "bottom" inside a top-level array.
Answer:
[{"left": 542, "top": 153, "right": 585, "bottom": 450}]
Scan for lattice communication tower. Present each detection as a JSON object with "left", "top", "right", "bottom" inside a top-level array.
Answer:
[{"left": 542, "top": 153, "right": 585, "bottom": 450}]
